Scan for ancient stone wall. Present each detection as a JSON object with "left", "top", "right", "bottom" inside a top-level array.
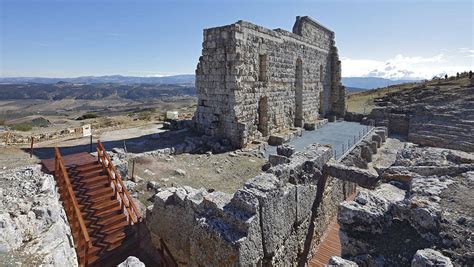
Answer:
[
  {"left": 194, "top": 16, "right": 346, "bottom": 147},
  {"left": 146, "top": 144, "right": 356, "bottom": 265}
]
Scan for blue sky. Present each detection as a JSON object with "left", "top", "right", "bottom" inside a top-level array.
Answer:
[{"left": 1, "top": 0, "right": 473, "bottom": 79}]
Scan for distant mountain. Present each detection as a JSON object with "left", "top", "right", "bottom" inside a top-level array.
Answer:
[
  {"left": 0, "top": 74, "right": 196, "bottom": 85},
  {"left": 0, "top": 83, "right": 196, "bottom": 100},
  {"left": 1, "top": 75, "right": 419, "bottom": 91},
  {"left": 342, "top": 77, "right": 420, "bottom": 90},
  {"left": 346, "top": 86, "right": 366, "bottom": 93}
]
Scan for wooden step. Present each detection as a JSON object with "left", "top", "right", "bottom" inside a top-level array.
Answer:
[
  {"left": 79, "top": 165, "right": 103, "bottom": 175},
  {"left": 86, "top": 191, "right": 116, "bottom": 203},
  {"left": 101, "top": 219, "right": 130, "bottom": 234},
  {"left": 78, "top": 169, "right": 103, "bottom": 179},
  {"left": 73, "top": 162, "right": 101, "bottom": 173},
  {"left": 86, "top": 180, "right": 110, "bottom": 191},
  {"left": 84, "top": 207, "right": 125, "bottom": 226},
  {"left": 103, "top": 230, "right": 127, "bottom": 245},
  {"left": 89, "top": 198, "right": 120, "bottom": 212},
  {"left": 84, "top": 185, "right": 114, "bottom": 198},
  {"left": 95, "top": 213, "right": 127, "bottom": 227},
  {"left": 78, "top": 175, "right": 109, "bottom": 186},
  {"left": 77, "top": 245, "right": 101, "bottom": 264},
  {"left": 67, "top": 161, "right": 97, "bottom": 172},
  {"left": 94, "top": 203, "right": 123, "bottom": 217}
]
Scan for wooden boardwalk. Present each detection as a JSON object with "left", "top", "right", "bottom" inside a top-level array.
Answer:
[
  {"left": 309, "top": 191, "right": 357, "bottom": 266},
  {"left": 308, "top": 218, "right": 342, "bottom": 267}
]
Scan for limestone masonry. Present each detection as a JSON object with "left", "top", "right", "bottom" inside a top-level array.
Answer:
[{"left": 193, "top": 16, "right": 346, "bottom": 147}]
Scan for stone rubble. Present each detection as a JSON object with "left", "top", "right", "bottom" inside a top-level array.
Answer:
[{"left": 338, "top": 144, "right": 474, "bottom": 266}]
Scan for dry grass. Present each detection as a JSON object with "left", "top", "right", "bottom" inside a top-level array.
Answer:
[{"left": 346, "top": 75, "right": 471, "bottom": 114}]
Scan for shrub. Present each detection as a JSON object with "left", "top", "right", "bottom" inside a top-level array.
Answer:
[
  {"left": 77, "top": 113, "right": 98, "bottom": 120},
  {"left": 13, "top": 123, "right": 33, "bottom": 131}
]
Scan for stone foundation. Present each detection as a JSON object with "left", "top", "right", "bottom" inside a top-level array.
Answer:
[{"left": 146, "top": 144, "right": 356, "bottom": 265}]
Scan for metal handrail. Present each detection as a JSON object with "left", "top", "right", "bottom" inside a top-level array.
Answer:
[
  {"left": 54, "top": 147, "right": 92, "bottom": 266},
  {"left": 96, "top": 141, "right": 142, "bottom": 224},
  {"left": 336, "top": 121, "right": 376, "bottom": 161}
]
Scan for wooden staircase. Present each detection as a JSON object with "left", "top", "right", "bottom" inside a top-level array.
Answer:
[{"left": 53, "top": 141, "right": 142, "bottom": 266}]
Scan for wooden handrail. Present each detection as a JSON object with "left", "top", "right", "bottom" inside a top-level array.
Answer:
[
  {"left": 96, "top": 141, "right": 142, "bottom": 223},
  {"left": 54, "top": 148, "right": 92, "bottom": 266}
]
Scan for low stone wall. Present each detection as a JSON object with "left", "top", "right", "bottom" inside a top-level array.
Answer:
[
  {"left": 146, "top": 144, "right": 356, "bottom": 265},
  {"left": 0, "top": 124, "right": 90, "bottom": 146}
]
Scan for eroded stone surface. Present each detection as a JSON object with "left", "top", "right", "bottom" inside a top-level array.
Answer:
[
  {"left": 338, "top": 145, "right": 474, "bottom": 266},
  {"left": 411, "top": 249, "right": 453, "bottom": 267},
  {"left": 0, "top": 165, "right": 77, "bottom": 266}
]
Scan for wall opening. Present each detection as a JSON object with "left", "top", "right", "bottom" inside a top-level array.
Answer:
[
  {"left": 295, "top": 58, "right": 303, "bottom": 127},
  {"left": 258, "top": 54, "right": 268, "bottom": 82},
  {"left": 258, "top": 97, "right": 269, "bottom": 136},
  {"left": 320, "top": 64, "right": 324, "bottom": 82},
  {"left": 319, "top": 91, "right": 323, "bottom": 115}
]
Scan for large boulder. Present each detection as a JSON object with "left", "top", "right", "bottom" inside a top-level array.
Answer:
[
  {"left": 338, "top": 183, "right": 405, "bottom": 234},
  {"left": 411, "top": 249, "right": 453, "bottom": 267},
  {"left": 117, "top": 256, "right": 145, "bottom": 267}
]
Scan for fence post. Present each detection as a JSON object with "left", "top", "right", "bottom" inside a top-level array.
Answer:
[
  {"left": 131, "top": 159, "right": 135, "bottom": 180},
  {"left": 30, "top": 137, "right": 34, "bottom": 158},
  {"left": 89, "top": 135, "right": 93, "bottom": 153}
]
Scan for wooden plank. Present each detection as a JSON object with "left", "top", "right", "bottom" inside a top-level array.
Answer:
[{"left": 42, "top": 152, "right": 97, "bottom": 174}]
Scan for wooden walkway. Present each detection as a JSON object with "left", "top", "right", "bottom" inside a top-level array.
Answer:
[
  {"left": 308, "top": 218, "right": 342, "bottom": 267},
  {"left": 308, "top": 191, "right": 357, "bottom": 266}
]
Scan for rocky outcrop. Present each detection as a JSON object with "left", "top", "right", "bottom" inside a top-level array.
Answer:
[
  {"left": 328, "top": 256, "right": 358, "bottom": 266},
  {"left": 411, "top": 249, "right": 453, "bottom": 267},
  {"left": 369, "top": 79, "right": 474, "bottom": 152},
  {"left": 0, "top": 165, "right": 77, "bottom": 266},
  {"left": 338, "top": 145, "right": 474, "bottom": 266},
  {"left": 117, "top": 256, "right": 146, "bottom": 267},
  {"left": 146, "top": 144, "right": 356, "bottom": 266}
]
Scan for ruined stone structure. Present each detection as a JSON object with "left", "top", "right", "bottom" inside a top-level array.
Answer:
[
  {"left": 193, "top": 16, "right": 346, "bottom": 147},
  {"left": 369, "top": 80, "right": 474, "bottom": 152},
  {"left": 145, "top": 128, "right": 389, "bottom": 266}
]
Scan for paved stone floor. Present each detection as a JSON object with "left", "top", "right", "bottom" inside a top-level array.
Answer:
[{"left": 265, "top": 121, "right": 369, "bottom": 159}]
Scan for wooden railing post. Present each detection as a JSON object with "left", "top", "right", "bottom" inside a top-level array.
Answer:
[{"left": 95, "top": 141, "right": 142, "bottom": 224}]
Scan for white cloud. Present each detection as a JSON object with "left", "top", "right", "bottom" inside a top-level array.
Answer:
[
  {"left": 342, "top": 51, "right": 473, "bottom": 80},
  {"left": 459, "top": 47, "right": 474, "bottom": 57}
]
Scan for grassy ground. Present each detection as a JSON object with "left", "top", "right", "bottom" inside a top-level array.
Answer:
[
  {"left": 347, "top": 74, "right": 471, "bottom": 114},
  {"left": 347, "top": 81, "right": 420, "bottom": 114}
]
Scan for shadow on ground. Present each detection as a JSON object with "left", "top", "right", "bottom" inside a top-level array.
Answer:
[{"left": 24, "top": 129, "right": 202, "bottom": 160}]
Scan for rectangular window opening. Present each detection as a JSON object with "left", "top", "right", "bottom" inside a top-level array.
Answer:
[{"left": 259, "top": 54, "right": 268, "bottom": 82}]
